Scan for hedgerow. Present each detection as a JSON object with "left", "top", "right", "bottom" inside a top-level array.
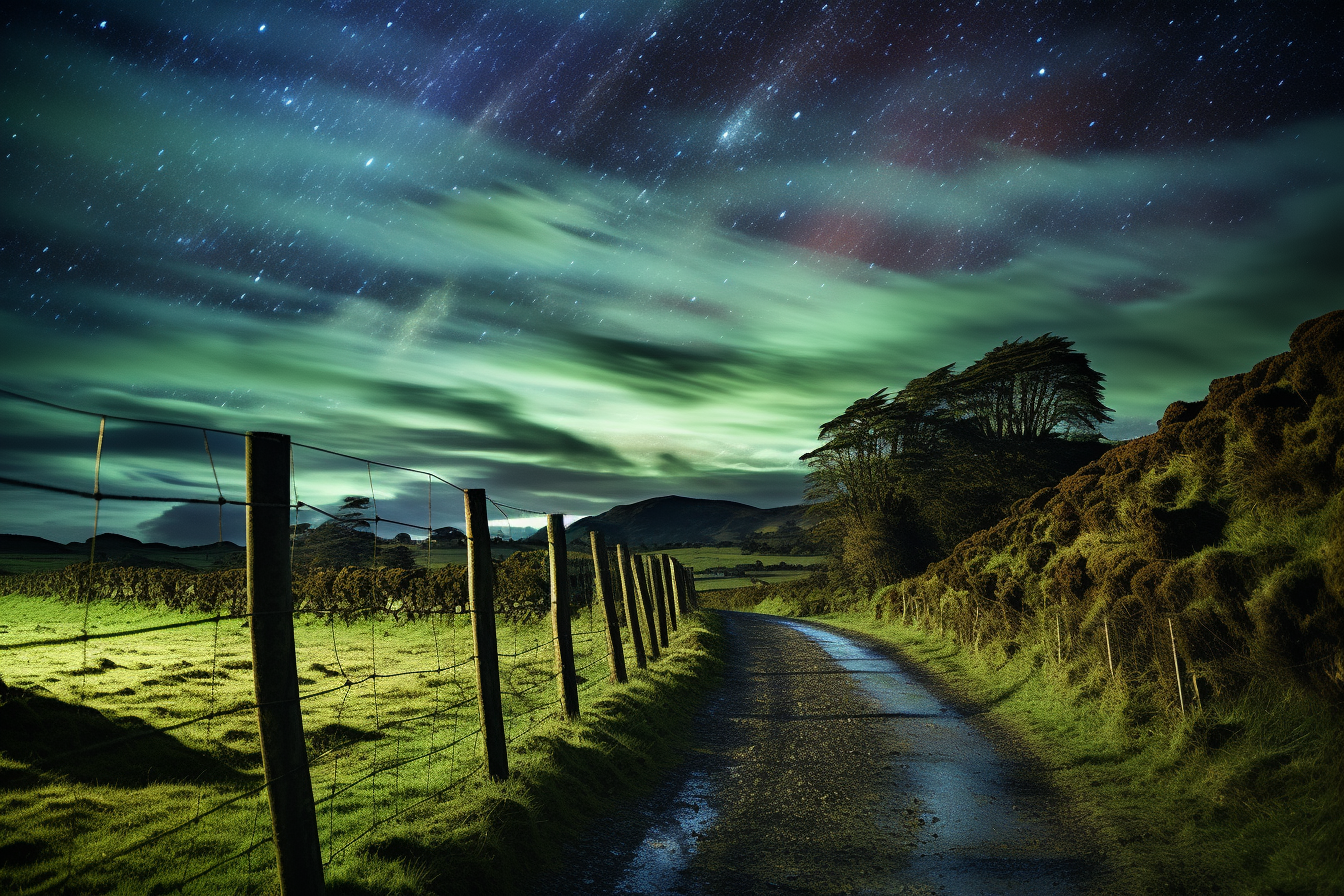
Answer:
[{"left": 0, "top": 550, "right": 594, "bottom": 623}]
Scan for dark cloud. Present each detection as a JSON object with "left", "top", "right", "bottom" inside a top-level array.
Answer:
[
  {"left": 560, "top": 334, "right": 752, "bottom": 401},
  {"left": 140, "top": 502, "right": 246, "bottom": 547},
  {"left": 349, "top": 382, "right": 632, "bottom": 468}
]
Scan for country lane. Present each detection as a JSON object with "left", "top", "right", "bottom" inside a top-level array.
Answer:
[{"left": 535, "top": 611, "right": 1105, "bottom": 895}]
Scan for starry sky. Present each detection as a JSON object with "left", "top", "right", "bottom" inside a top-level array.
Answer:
[{"left": 2, "top": 1, "right": 1343, "bottom": 545}]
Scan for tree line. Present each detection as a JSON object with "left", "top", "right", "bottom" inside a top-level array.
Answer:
[
  {"left": 803, "top": 334, "right": 1114, "bottom": 587},
  {"left": 290, "top": 496, "right": 465, "bottom": 570}
]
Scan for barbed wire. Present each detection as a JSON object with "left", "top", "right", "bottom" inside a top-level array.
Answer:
[{"left": 0, "top": 387, "right": 246, "bottom": 436}]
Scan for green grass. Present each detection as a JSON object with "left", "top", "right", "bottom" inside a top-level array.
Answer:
[
  {"left": 658, "top": 546, "right": 825, "bottom": 569},
  {"left": 775, "top": 606, "right": 1344, "bottom": 896},
  {"left": 649, "top": 547, "right": 826, "bottom": 592},
  {"left": 417, "top": 545, "right": 535, "bottom": 568},
  {"left": 693, "top": 571, "right": 817, "bottom": 592},
  {"left": 0, "top": 593, "right": 723, "bottom": 894},
  {"left": 0, "top": 555, "right": 90, "bottom": 574}
]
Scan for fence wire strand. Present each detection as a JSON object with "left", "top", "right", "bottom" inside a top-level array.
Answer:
[{"left": 0, "top": 387, "right": 695, "bottom": 894}]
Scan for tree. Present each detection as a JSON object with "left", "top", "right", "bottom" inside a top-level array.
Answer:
[
  {"left": 377, "top": 543, "right": 419, "bottom": 569},
  {"left": 801, "top": 390, "right": 942, "bottom": 586},
  {"left": 950, "top": 334, "right": 1112, "bottom": 440},
  {"left": 803, "top": 334, "right": 1112, "bottom": 585},
  {"left": 302, "top": 496, "right": 375, "bottom": 567},
  {"left": 334, "top": 496, "right": 372, "bottom": 530}
]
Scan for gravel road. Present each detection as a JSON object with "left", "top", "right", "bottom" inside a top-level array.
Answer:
[{"left": 535, "top": 611, "right": 1104, "bottom": 895}]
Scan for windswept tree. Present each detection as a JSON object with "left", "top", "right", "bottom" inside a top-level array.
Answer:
[
  {"left": 300, "top": 496, "right": 375, "bottom": 567},
  {"left": 802, "top": 389, "right": 899, "bottom": 523},
  {"left": 803, "top": 334, "right": 1113, "bottom": 586},
  {"left": 950, "top": 334, "right": 1112, "bottom": 440},
  {"left": 802, "top": 389, "right": 940, "bottom": 586}
]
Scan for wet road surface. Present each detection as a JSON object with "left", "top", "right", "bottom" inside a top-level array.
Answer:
[{"left": 536, "top": 612, "right": 1102, "bottom": 895}]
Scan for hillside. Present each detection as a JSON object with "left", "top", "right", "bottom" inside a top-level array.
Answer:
[
  {"left": 0, "top": 532, "right": 244, "bottom": 572},
  {"left": 526, "top": 495, "right": 815, "bottom": 548},
  {"left": 0, "top": 534, "right": 75, "bottom": 555},
  {"left": 883, "top": 309, "right": 1344, "bottom": 701},
  {"left": 734, "top": 311, "right": 1344, "bottom": 894}
]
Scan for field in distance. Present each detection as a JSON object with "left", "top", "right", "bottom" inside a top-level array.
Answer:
[
  {"left": 0, "top": 535, "right": 826, "bottom": 591},
  {"left": 349, "top": 545, "right": 825, "bottom": 591},
  {"left": 657, "top": 546, "right": 825, "bottom": 591}
]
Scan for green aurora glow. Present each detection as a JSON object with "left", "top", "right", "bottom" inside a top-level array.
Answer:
[{"left": 3, "top": 9, "right": 1342, "bottom": 544}]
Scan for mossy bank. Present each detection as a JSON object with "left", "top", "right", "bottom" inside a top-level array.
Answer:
[
  {"left": 353, "top": 611, "right": 726, "bottom": 895},
  {"left": 726, "top": 311, "right": 1344, "bottom": 895}
]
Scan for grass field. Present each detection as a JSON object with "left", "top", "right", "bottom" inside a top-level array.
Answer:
[
  {"left": 0, "top": 590, "right": 693, "bottom": 894},
  {"left": 1, "top": 544, "right": 829, "bottom": 597},
  {"left": 652, "top": 547, "right": 826, "bottom": 592},
  {"left": 0, "top": 547, "right": 243, "bottom": 574}
]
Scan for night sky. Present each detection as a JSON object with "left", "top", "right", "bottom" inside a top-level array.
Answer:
[{"left": 3, "top": 1, "right": 1343, "bottom": 544}]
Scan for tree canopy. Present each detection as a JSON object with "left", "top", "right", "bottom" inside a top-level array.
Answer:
[
  {"left": 952, "top": 334, "right": 1111, "bottom": 439},
  {"left": 803, "top": 334, "right": 1113, "bottom": 586}
]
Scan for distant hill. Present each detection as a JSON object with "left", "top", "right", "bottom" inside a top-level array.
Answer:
[
  {"left": 0, "top": 534, "right": 76, "bottom": 555},
  {"left": 63, "top": 533, "right": 245, "bottom": 555},
  {"left": 0, "top": 532, "right": 244, "bottom": 571},
  {"left": 523, "top": 495, "right": 817, "bottom": 548}
]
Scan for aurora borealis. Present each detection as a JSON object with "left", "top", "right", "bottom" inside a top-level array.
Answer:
[{"left": 2, "top": 2, "right": 1343, "bottom": 544}]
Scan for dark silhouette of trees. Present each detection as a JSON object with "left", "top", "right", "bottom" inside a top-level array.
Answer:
[
  {"left": 296, "top": 496, "right": 375, "bottom": 567},
  {"left": 803, "top": 334, "right": 1113, "bottom": 587},
  {"left": 952, "top": 334, "right": 1111, "bottom": 439}
]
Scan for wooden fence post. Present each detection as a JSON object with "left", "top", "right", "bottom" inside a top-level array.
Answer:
[
  {"left": 669, "top": 560, "right": 686, "bottom": 615},
  {"left": 647, "top": 555, "right": 670, "bottom": 648},
  {"left": 660, "top": 554, "right": 678, "bottom": 632},
  {"left": 633, "top": 555, "right": 661, "bottom": 660},
  {"left": 616, "top": 545, "right": 648, "bottom": 669},
  {"left": 685, "top": 566, "right": 697, "bottom": 609},
  {"left": 591, "top": 532, "right": 627, "bottom": 684},
  {"left": 465, "top": 489, "right": 508, "bottom": 780},
  {"left": 1168, "top": 617, "right": 1185, "bottom": 718},
  {"left": 674, "top": 559, "right": 687, "bottom": 615},
  {"left": 1104, "top": 615, "right": 1114, "bottom": 676},
  {"left": 548, "top": 515, "right": 580, "bottom": 719},
  {"left": 246, "top": 431, "right": 324, "bottom": 896}
]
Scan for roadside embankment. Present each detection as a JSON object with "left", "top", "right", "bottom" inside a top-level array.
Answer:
[
  {"left": 335, "top": 610, "right": 728, "bottom": 895},
  {"left": 776, "top": 607, "right": 1343, "bottom": 896},
  {"left": 721, "top": 311, "right": 1344, "bottom": 893}
]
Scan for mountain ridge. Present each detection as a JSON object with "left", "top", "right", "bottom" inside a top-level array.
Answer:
[{"left": 524, "top": 495, "right": 816, "bottom": 547}]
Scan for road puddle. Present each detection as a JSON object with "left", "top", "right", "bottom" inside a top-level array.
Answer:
[
  {"left": 612, "top": 770, "right": 718, "bottom": 893},
  {"left": 778, "top": 619, "right": 1093, "bottom": 894}
]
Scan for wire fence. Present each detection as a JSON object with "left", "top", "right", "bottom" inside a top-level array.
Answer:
[{"left": 0, "top": 388, "right": 700, "bottom": 895}]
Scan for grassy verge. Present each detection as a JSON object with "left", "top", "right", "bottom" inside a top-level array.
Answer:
[
  {"left": 755, "top": 603, "right": 1342, "bottom": 896},
  {"left": 351, "top": 611, "right": 724, "bottom": 895},
  {"left": 0, "top": 593, "right": 723, "bottom": 894}
]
